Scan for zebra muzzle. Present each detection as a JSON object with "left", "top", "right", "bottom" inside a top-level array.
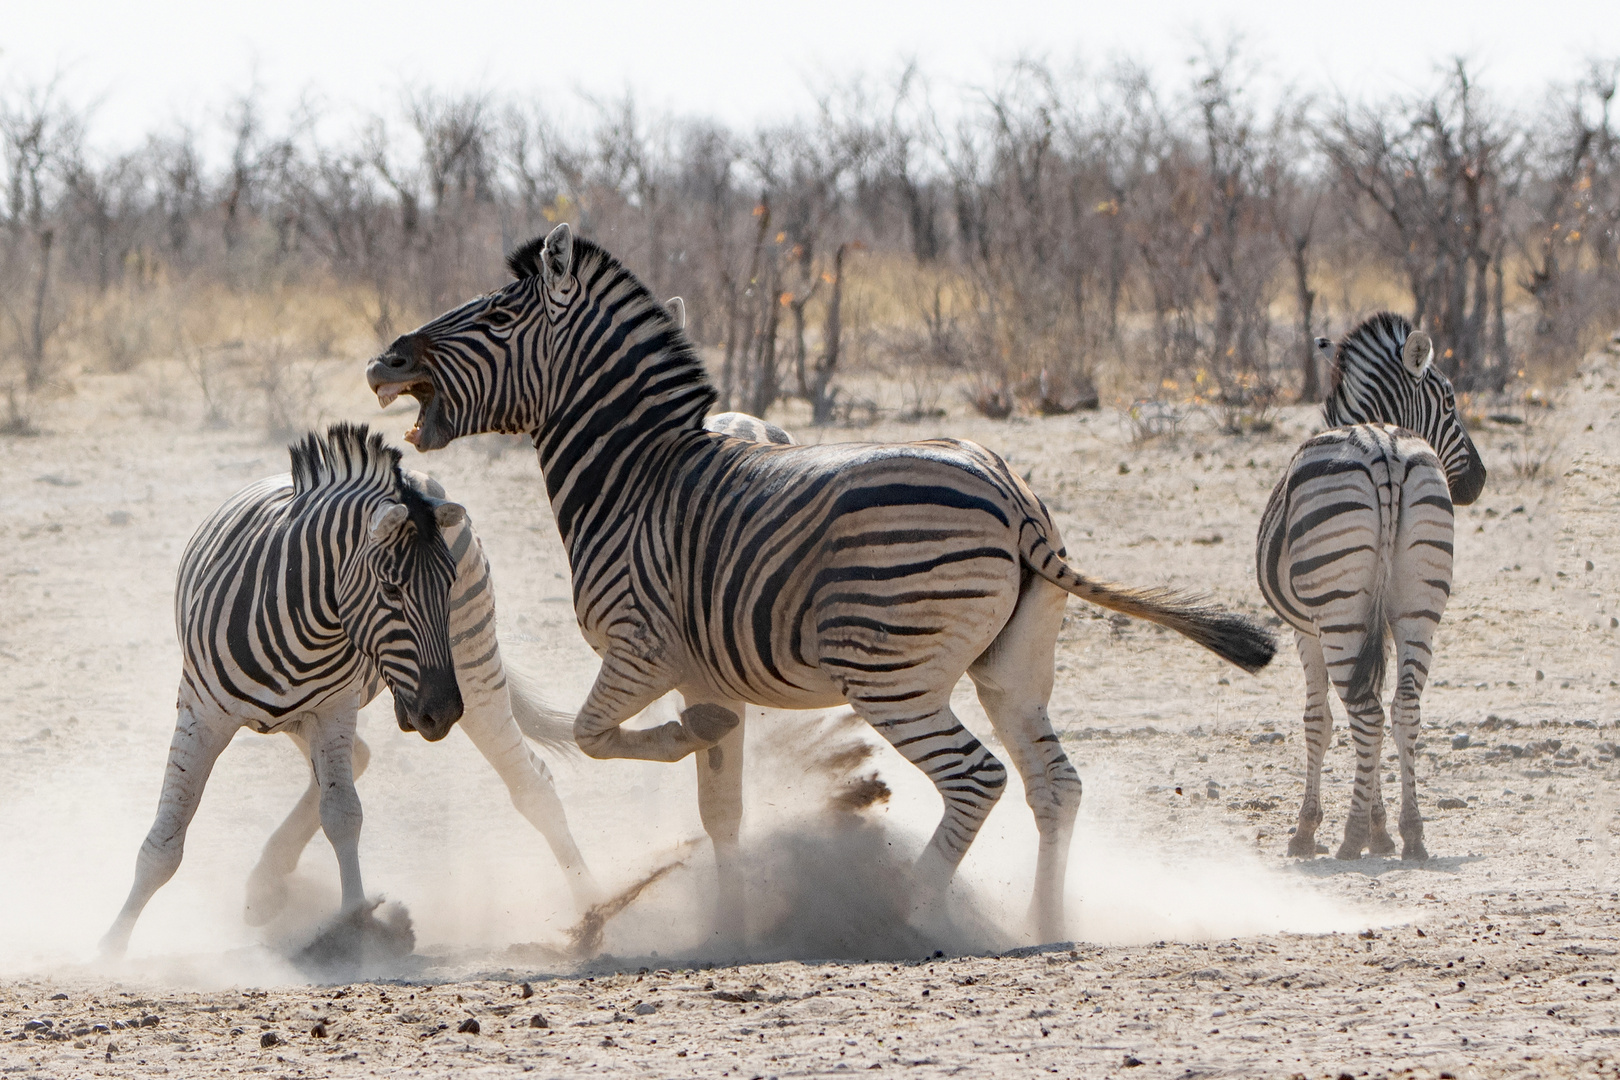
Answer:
[{"left": 680, "top": 703, "right": 740, "bottom": 745}]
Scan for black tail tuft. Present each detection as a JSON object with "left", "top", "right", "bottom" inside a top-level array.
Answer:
[
  {"left": 1345, "top": 603, "right": 1388, "bottom": 707},
  {"left": 1180, "top": 610, "right": 1278, "bottom": 674}
]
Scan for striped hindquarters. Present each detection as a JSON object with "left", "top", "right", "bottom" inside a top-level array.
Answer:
[{"left": 1257, "top": 423, "right": 1454, "bottom": 702}]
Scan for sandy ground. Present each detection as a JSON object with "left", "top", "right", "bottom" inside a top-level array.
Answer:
[{"left": 0, "top": 345, "right": 1616, "bottom": 1079}]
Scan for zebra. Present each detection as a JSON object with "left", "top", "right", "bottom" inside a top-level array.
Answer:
[
  {"left": 101, "top": 424, "right": 592, "bottom": 956},
  {"left": 366, "top": 223, "right": 1275, "bottom": 944},
  {"left": 244, "top": 473, "right": 601, "bottom": 930},
  {"left": 1257, "top": 312, "right": 1486, "bottom": 862},
  {"left": 704, "top": 410, "right": 795, "bottom": 446}
]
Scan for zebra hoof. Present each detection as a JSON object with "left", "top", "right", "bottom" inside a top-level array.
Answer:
[
  {"left": 1333, "top": 841, "right": 1365, "bottom": 861},
  {"left": 1368, "top": 834, "right": 1398, "bottom": 857},
  {"left": 1401, "top": 842, "right": 1430, "bottom": 862},
  {"left": 1285, "top": 835, "right": 1318, "bottom": 858},
  {"left": 681, "top": 704, "right": 740, "bottom": 745}
]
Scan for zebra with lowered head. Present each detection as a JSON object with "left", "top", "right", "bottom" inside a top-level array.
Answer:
[
  {"left": 366, "top": 223, "right": 1276, "bottom": 944},
  {"left": 1257, "top": 313, "right": 1486, "bottom": 862},
  {"left": 102, "top": 424, "right": 594, "bottom": 956},
  {"left": 242, "top": 468, "right": 601, "bottom": 931}
]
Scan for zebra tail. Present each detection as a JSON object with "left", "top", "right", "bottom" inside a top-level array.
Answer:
[
  {"left": 1345, "top": 476, "right": 1398, "bottom": 707},
  {"left": 1023, "top": 533, "right": 1278, "bottom": 674},
  {"left": 505, "top": 667, "right": 582, "bottom": 756},
  {"left": 1344, "top": 587, "right": 1388, "bottom": 707}
]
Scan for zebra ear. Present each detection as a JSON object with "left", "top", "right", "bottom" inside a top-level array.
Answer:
[
  {"left": 434, "top": 501, "right": 466, "bottom": 528},
  {"left": 1402, "top": 330, "right": 1434, "bottom": 378},
  {"left": 404, "top": 470, "right": 447, "bottom": 500},
  {"left": 665, "top": 296, "right": 686, "bottom": 329},
  {"left": 369, "top": 501, "right": 409, "bottom": 542},
  {"left": 542, "top": 223, "right": 574, "bottom": 286}
]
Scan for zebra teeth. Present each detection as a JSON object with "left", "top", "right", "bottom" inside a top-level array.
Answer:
[
  {"left": 404, "top": 424, "right": 422, "bottom": 445},
  {"left": 375, "top": 382, "right": 409, "bottom": 409}
]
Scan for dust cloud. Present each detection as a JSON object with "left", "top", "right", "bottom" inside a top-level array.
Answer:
[{"left": 0, "top": 654, "right": 1367, "bottom": 989}]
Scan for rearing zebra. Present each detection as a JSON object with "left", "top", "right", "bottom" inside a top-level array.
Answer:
[
  {"left": 1257, "top": 313, "right": 1486, "bottom": 862},
  {"left": 366, "top": 223, "right": 1276, "bottom": 943}
]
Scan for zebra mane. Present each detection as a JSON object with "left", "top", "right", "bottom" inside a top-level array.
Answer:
[
  {"left": 508, "top": 229, "right": 717, "bottom": 417},
  {"left": 506, "top": 233, "right": 549, "bottom": 280},
  {"left": 288, "top": 422, "right": 416, "bottom": 501},
  {"left": 1323, "top": 311, "right": 1415, "bottom": 426}
]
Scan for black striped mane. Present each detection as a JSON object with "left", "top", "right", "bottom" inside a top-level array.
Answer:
[
  {"left": 505, "top": 234, "right": 549, "bottom": 280},
  {"left": 1324, "top": 311, "right": 1415, "bottom": 427},
  {"left": 288, "top": 423, "right": 422, "bottom": 509},
  {"left": 507, "top": 230, "right": 717, "bottom": 422}
]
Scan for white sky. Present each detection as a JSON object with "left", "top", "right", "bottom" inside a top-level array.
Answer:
[{"left": 4, "top": 0, "right": 1616, "bottom": 155}]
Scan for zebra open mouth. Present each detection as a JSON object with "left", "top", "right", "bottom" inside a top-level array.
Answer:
[{"left": 374, "top": 379, "right": 437, "bottom": 447}]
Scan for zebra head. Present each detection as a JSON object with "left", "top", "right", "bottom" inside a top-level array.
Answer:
[
  {"left": 366, "top": 223, "right": 709, "bottom": 453},
  {"left": 1323, "top": 312, "right": 1487, "bottom": 506},
  {"left": 338, "top": 476, "right": 467, "bottom": 742},
  {"left": 365, "top": 267, "right": 545, "bottom": 451},
  {"left": 348, "top": 488, "right": 467, "bottom": 740}
]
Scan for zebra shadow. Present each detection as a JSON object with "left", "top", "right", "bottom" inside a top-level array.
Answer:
[{"left": 1286, "top": 853, "right": 1484, "bottom": 879}]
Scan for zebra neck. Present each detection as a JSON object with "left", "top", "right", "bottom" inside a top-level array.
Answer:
[
  {"left": 283, "top": 493, "right": 371, "bottom": 641},
  {"left": 532, "top": 385, "right": 711, "bottom": 566}
]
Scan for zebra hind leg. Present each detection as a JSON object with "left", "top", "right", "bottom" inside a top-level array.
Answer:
[
  {"left": 1287, "top": 631, "right": 1332, "bottom": 858},
  {"left": 1334, "top": 693, "right": 1390, "bottom": 860},
  {"left": 1391, "top": 622, "right": 1436, "bottom": 861},
  {"left": 1363, "top": 691, "right": 1398, "bottom": 855},
  {"left": 245, "top": 732, "right": 373, "bottom": 926},
  {"left": 968, "top": 575, "right": 1078, "bottom": 944},
  {"left": 1367, "top": 755, "right": 1398, "bottom": 856},
  {"left": 682, "top": 688, "right": 748, "bottom": 950},
  {"left": 101, "top": 702, "right": 237, "bottom": 958},
  {"left": 852, "top": 694, "right": 1008, "bottom": 930}
]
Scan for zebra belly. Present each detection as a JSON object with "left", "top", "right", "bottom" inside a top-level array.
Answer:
[{"left": 186, "top": 670, "right": 376, "bottom": 733}]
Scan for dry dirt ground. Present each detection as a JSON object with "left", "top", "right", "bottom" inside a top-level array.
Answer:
[{"left": 0, "top": 347, "right": 1617, "bottom": 1079}]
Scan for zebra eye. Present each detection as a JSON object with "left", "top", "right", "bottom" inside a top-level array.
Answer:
[{"left": 380, "top": 581, "right": 404, "bottom": 604}]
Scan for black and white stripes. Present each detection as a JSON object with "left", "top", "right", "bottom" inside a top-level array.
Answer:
[
  {"left": 178, "top": 424, "right": 467, "bottom": 734},
  {"left": 368, "top": 222, "right": 1276, "bottom": 943},
  {"left": 102, "top": 425, "right": 470, "bottom": 957},
  {"left": 1257, "top": 312, "right": 1485, "bottom": 861}
]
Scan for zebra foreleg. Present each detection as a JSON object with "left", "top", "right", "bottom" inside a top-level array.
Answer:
[
  {"left": 574, "top": 653, "right": 718, "bottom": 762},
  {"left": 1287, "top": 632, "right": 1332, "bottom": 858},
  {"left": 244, "top": 733, "right": 373, "bottom": 926},
  {"left": 969, "top": 576, "right": 1078, "bottom": 944},
  {"left": 456, "top": 697, "right": 603, "bottom": 913},
  {"left": 101, "top": 701, "right": 237, "bottom": 958},
  {"left": 306, "top": 713, "right": 367, "bottom": 911},
  {"left": 855, "top": 695, "right": 1007, "bottom": 929},
  {"left": 683, "top": 688, "right": 747, "bottom": 949}
]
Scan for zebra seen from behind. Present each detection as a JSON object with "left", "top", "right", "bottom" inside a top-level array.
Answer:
[
  {"left": 1257, "top": 312, "right": 1486, "bottom": 862},
  {"left": 366, "top": 223, "right": 1277, "bottom": 944},
  {"left": 102, "top": 424, "right": 592, "bottom": 956}
]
